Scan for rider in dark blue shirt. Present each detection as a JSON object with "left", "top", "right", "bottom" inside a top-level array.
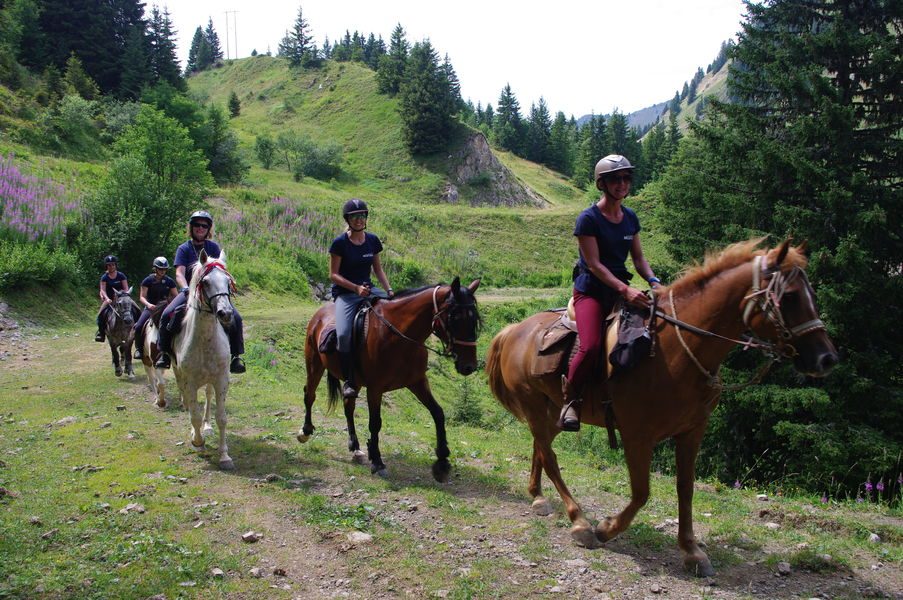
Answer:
[
  {"left": 95, "top": 255, "right": 130, "bottom": 342},
  {"left": 132, "top": 256, "right": 178, "bottom": 359},
  {"left": 154, "top": 210, "right": 246, "bottom": 373},
  {"left": 329, "top": 199, "right": 394, "bottom": 399}
]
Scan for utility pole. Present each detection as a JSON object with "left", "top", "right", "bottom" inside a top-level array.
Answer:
[{"left": 224, "top": 11, "right": 238, "bottom": 59}]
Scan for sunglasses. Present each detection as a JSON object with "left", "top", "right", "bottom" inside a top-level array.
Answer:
[
  {"left": 191, "top": 222, "right": 210, "bottom": 229},
  {"left": 348, "top": 212, "right": 369, "bottom": 220},
  {"left": 606, "top": 175, "right": 632, "bottom": 184}
]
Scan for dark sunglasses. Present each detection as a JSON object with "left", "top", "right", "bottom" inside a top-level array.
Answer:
[
  {"left": 606, "top": 174, "right": 633, "bottom": 184},
  {"left": 191, "top": 222, "right": 211, "bottom": 229},
  {"left": 347, "top": 212, "right": 369, "bottom": 220}
]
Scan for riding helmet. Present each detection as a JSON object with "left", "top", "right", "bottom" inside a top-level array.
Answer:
[
  {"left": 342, "top": 198, "right": 368, "bottom": 218},
  {"left": 153, "top": 256, "right": 170, "bottom": 269},
  {"left": 104, "top": 255, "right": 118, "bottom": 265},
  {"left": 188, "top": 210, "right": 213, "bottom": 226},
  {"left": 594, "top": 154, "right": 635, "bottom": 189}
]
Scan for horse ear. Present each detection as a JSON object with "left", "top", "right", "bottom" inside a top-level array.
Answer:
[
  {"left": 199, "top": 249, "right": 208, "bottom": 264},
  {"left": 126, "top": 286, "right": 133, "bottom": 295},
  {"left": 467, "top": 278, "right": 481, "bottom": 293},
  {"left": 451, "top": 276, "right": 461, "bottom": 294},
  {"left": 219, "top": 250, "right": 227, "bottom": 265},
  {"left": 796, "top": 239, "right": 809, "bottom": 256},
  {"left": 770, "top": 239, "right": 791, "bottom": 269}
]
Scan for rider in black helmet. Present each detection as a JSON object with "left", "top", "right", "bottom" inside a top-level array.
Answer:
[
  {"left": 95, "top": 255, "right": 130, "bottom": 342},
  {"left": 329, "top": 199, "right": 394, "bottom": 399},
  {"left": 133, "top": 256, "right": 178, "bottom": 359},
  {"left": 154, "top": 210, "right": 246, "bottom": 373}
]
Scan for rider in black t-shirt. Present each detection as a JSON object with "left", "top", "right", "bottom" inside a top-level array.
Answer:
[
  {"left": 95, "top": 255, "right": 129, "bottom": 342},
  {"left": 133, "top": 257, "right": 178, "bottom": 359}
]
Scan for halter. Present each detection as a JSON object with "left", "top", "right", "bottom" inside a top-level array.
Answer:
[
  {"left": 661, "top": 254, "right": 827, "bottom": 389},
  {"left": 190, "top": 262, "right": 236, "bottom": 314},
  {"left": 371, "top": 285, "right": 479, "bottom": 358}
]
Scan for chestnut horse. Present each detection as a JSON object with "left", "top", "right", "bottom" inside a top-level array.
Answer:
[
  {"left": 485, "top": 239, "right": 838, "bottom": 576},
  {"left": 298, "top": 277, "right": 481, "bottom": 481}
]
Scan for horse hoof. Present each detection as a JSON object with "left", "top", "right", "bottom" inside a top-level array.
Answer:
[
  {"left": 684, "top": 555, "right": 715, "bottom": 578},
  {"left": 156, "top": 399, "right": 167, "bottom": 409},
  {"left": 201, "top": 424, "right": 214, "bottom": 439},
  {"left": 297, "top": 432, "right": 310, "bottom": 444},
  {"left": 352, "top": 450, "right": 367, "bottom": 465},
  {"left": 431, "top": 458, "right": 451, "bottom": 483},
  {"left": 570, "top": 525, "right": 602, "bottom": 549},
  {"left": 219, "top": 458, "right": 235, "bottom": 471},
  {"left": 115, "top": 369, "right": 122, "bottom": 377},
  {"left": 371, "top": 464, "right": 388, "bottom": 477},
  {"left": 531, "top": 497, "right": 554, "bottom": 516},
  {"left": 190, "top": 440, "right": 205, "bottom": 452},
  {"left": 594, "top": 517, "right": 617, "bottom": 543}
]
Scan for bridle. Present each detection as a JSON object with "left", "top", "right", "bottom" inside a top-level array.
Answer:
[
  {"left": 370, "top": 285, "right": 479, "bottom": 359},
  {"left": 190, "top": 262, "right": 236, "bottom": 314},
  {"left": 659, "top": 254, "right": 826, "bottom": 389}
]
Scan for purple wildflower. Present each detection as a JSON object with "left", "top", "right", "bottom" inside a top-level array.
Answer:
[
  {"left": 865, "top": 478, "right": 874, "bottom": 494},
  {"left": 733, "top": 479, "right": 741, "bottom": 489},
  {"left": 820, "top": 494, "right": 828, "bottom": 503},
  {"left": 856, "top": 495, "right": 863, "bottom": 503},
  {"left": 876, "top": 479, "right": 884, "bottom": 493},
  {"left": 269, "top": 359, "right": 277, "bottom": 367}
]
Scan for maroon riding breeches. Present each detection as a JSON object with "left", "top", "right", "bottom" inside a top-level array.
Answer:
[{"left": 566, "top": 290, "right": 616, "bottom": 391}]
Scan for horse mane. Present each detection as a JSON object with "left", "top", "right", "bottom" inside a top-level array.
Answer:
[
  {"left": 189, "top": 252, "right": 228, "bottom": 288},
  {"left": 392, "top": 283, "right": 441, "bottom": 298},
  {"left": 665, "top": 237, "right": 808, "bottom": 297}
]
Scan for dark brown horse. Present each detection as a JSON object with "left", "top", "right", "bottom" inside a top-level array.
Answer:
[
  {"left": 485, "top": 239, "right": 838, "bottom": 576},
  {"left": 298, "top": 277, "right": 481, "bottom": 481}
]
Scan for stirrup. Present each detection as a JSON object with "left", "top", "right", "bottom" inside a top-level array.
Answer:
[
  {"left": 134, "top": 348, "right": 143, "bottom": 359},
  {"left": 95, "top": 332, "right": 105, "bottom": 342},
  {"left": 229, "top": 356, "right": 246, "bottom": 374},
  {"left": 557, "top": 400, "right": 582, "bottom": 432},
  {"left": 155, "top": 354, "right": 171, "bottom": 369}
]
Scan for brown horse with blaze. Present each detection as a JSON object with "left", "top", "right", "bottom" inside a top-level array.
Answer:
[{"left": 485, "top": 239, "right": 838, "bottom": 576}]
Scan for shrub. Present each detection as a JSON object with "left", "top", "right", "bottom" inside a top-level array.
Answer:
[{"left": 0, "top": 240, "right": 81, "bottom": 289}]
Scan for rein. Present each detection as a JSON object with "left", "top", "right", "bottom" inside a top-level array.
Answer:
[
  {"left": 189, "top": 262, "right": 236, "bottom": 314},
  {"left": 658, "top": 255, "right": 826, "bottom": 390}
]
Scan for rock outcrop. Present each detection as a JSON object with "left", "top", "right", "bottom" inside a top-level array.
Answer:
[{"left": 443, "top": 133, "right": 547, "bottom": 207}]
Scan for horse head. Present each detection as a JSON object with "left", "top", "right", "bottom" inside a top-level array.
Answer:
[
  {"left": 113, "top": 287, "right": 135, "bottom": 327},
  {"left": 194, "top": 249, "right": 235, "bottom": 327},
  {"left": 742, "top": 239, "right": 838, "bottom": 377},
  {"left": 435, "top": 276, "right": 482, "bottom": 376}
]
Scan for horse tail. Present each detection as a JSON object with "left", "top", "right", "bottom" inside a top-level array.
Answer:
[
  {"left": 326, "top": 372, "right": 341, "bottom": 413},
  {"left": 486, "top": 324, "right": 518, "bottom": 415}
]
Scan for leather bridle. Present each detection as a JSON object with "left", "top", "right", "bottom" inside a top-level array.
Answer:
[{"left": 191, "top": 262, "right": 236, "bottom": 314}]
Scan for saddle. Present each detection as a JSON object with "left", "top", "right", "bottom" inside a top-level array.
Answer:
[{"left": 317, "top": 298, "right": 378, "bottom": 354}]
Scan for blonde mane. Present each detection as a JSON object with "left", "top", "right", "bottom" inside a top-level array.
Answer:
[{"left": 664, "top": 237, "right": 808, "bottom": 297}]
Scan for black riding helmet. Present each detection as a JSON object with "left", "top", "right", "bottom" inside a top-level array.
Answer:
[
  {"left": 342, "top": 199, "right": 368, "bottom": 219},
  {"left": 104, "top": 255, "right": 118, "bottom": 265},
  {"left": 188, "top": 210, "right": 213, "bottom": 227}
]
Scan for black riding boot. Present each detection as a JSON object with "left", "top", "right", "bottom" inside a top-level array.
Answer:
[
  {"left": 133, "top": 328, "right": 144, "bottom": 359},
  {"left": 95, "top": 312, "right": 105, "bottom": 342},
  {"left": 557, "top": 375, "right": 582, "bottom": 432},
  {"left": 154, "top": 326, "right": 171, "bottom": 369},
  {"left": 339, "top": 350, "right": 358, "bottom": 399}
]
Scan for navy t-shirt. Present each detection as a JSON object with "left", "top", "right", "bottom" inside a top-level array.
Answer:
[
  {"left": 174, "top": 240, "right": 221, "bottom": 283},
  {"left": 329, "top": 232, "right": 383, "bottom": 297},
  {"left": 573, "top": 204, "right": 641, "bottom": 298},
  {"left": 100, "top": 271, "right": 128, "bottom": 299},
  {"left": 140, "top": 274, "right": 177, "bottom": 305}
]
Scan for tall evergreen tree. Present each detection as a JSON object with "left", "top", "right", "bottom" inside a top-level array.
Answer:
[
  {"left": 278, "top": 4, "right": 315, "bottom": 67},
  {"left": 376, "top": 23, "right": 408, "bottom": 96},
  {"left": 524, "top": 97, "right": 552, "bottom": 164},
  {"left": 119, "top": 23, "right": 149, "bottom": 99},
  {"left": 573, "top": 114, "right": 606, "bottom": 187},
  {"left": 147, "top": 5, "right": 183, "bottom": 90},
  {"left": 204, "top": 18, "right": 223, "bottom": 63},
  {"left": 185, "top": 26, "right": 205, "bottom": 74},
  {"left": 548, "top": 111, "right": 575, "bottom": 176},
  {"left": 493, "top": 83, "right": 523, "bottom": 153},
  {"left": 656, "top": 0, "right": 903, "bottom": 494},
  {"left": 398, "top": 39, "right": 454, "bottom": 154},
  {"left": 63, "top": 51, "right": 99, "bottom": 100},
  {"left": 441, "top": 53, "right": 462, "bottom": 113}
]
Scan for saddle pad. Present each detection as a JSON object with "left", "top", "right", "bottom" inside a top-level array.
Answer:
[
  {"left": 531, "top": 314, "right": 578, "bottom": 376},
  {"left": 318, "top": 327, "right": 337, "bottom": 353}
]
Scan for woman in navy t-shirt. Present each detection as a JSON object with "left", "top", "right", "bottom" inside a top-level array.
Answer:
[
  {"left": 329, "top": 198, "right": 394, "bottom": 400},
  {"left": 559, "top": 155, "right": 661, "bottom": 432},
  {"left": 95, "top": 254, "right": 130, "bottom": 342}
]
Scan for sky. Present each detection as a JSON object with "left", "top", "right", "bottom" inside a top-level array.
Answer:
[{"left": 161, "top": 0, "right": 748, "bottom": 118}]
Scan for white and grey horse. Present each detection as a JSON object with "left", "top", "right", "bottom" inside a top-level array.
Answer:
[
  {"left": 140, "top": 309, "right": 171, "bottom": 408},
  {"left": 172, "top": 250, "right": 235, "bottom": 469},
  {"left": 105, "top": 288, "right": 138, "bottom": 378}
]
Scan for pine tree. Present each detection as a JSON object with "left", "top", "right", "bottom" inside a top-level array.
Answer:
[
  {"left": 119, "top": 24, "right": 148, "bottom": 99},
  {"left": 228, "top": 90, "right": 240, "bottom": 117},
  {"left": 185, "top": 26, "right": 204, "bottom": 74},
  {"left": 573, "top": 114, "right": 606, "bottom": 187},
  {"left": 63, "top": 51, "right": 99, "bottom": 99},
  {"left": 524, "top": 97, "right": 551, "bottom": 164},
  {"left": 147, "top": 5, "right": 183, "bottom": 90},
  {"left": 279, "top": 4, "right": 314, "bottom": 67},
  {"left": 204, "top": 18, "right": 223, "bottom": 63},
  {"left": 657, "top": 0, "right": 902, "bottom": 494},
  {"left": 376, "top": 23, "right": 408, "bottom": 96},
  {"left": 441, "top": 54, "right": 462, "bottom": 113},
  {"left": 548, "top": 111, "right": 574, "bottom": 176},
  {"left": 398, "top": 39, "right": 454, "bottom": 154},
  {"left": 493, "top": 84, "right": 523, "bottom": 154}
]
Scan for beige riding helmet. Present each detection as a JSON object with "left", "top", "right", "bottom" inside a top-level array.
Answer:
[{"left": 594, "top": 154, "right": 635, "bottom": 190}]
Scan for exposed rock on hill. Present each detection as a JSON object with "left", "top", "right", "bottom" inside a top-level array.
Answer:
[{"left": 443, "top": 133, "right": 547, "bottom": 208}]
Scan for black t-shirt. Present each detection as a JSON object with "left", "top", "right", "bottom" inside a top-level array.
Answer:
[
  {"left": 100, "top": 271, "right": 128, "bottom": 298},
  {"left": 573, "top": 204, "right": 641, "bottom": 299},
  {"left": 328, "top": 232, "right": 383, "bottom": 297},
  {"left": 140, "top": 274, "right": 177, "bottom": 305}
]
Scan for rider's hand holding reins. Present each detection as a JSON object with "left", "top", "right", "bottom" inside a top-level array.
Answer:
[
  {"left": 357, "top": 284, "right": 371, "bottom": 297},
  {"left": 621, "top": 285, "right": 651, "bottom": 308}
]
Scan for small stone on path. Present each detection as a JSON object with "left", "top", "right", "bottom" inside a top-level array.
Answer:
[
  {"left": 347, "top": 531, "right": 372, "bottom": 544},
  {"left": 242, "top": 531, "right": 262, "bottom": 543},
  {"left": 210, "top": 568, "right": 225, "bottom": 579}
]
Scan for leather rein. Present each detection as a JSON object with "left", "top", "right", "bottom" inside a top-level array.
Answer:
[
  {"left": 369, "top": 285, "right": 478, "bottom": 359},
  {"left": 655, "top": 255, "right": 827, "bottom": 390}
]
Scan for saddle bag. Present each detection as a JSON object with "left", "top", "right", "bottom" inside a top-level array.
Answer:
[
  {"left": 530, "top": 311, "right": 578, "bottom": 377},
  {"left": 609, "top": 302, "right": 653, "bottom": 375}
]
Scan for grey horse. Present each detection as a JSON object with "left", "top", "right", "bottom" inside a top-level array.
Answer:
[{"left": 105, "top": 288, "right": 138, "bottom": 378}]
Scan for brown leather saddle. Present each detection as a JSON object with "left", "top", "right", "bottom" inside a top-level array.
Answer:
[{"left": 317, "top": 301, "right": 375, "bottom": 354}]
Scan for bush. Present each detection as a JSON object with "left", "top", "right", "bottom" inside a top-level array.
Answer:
[
  {"left": 0, "top": 240, "right": 81, "bottom": 289},
  {"left": 291, "top": 139, "right": 342, "bottom": 181}
]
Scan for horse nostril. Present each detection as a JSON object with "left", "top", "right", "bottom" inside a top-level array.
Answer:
[{"left": 819, "top": 352, "right": 839, "bottom": 372}]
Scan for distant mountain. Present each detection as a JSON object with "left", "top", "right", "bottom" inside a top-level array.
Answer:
[{"left": 575, "top": 100, "right": 668, "bottom": 131}]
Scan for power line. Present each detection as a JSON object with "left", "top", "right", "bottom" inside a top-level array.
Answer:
[{"left": 224, "top": 11, "right": 238, "bottom": 59}]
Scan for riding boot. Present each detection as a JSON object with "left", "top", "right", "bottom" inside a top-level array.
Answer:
[
  {"left": 557, "top": 375, "right": 582, "bottom": 432},
  {"left": 339, "top": 350, "right": 358, "bottom": 399},
  {"left": 230, "top": 356, "right": 246, "bottom": 374},
  {"left": 133, "top": 329, "right": 144, "bottom": 359},
  {"left": 154, "top": 327, "right": 171, "bottom": 369},
  {"left": 95, "top": 313, "right": 105, "bottom": 342}
]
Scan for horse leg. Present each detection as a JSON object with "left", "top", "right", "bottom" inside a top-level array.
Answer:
[
  {"left": 124, "top": 341, "right": 135, "bottom": 378},
  {"left": 110, "top": 342, "right": 122, "bottom": 377},
  {"left": 675, "top": 427, "right": 714, "bottom": 577},
  {"left": 154, "top": 368, "right": 166, "bottom": 408},
  {"left": 184, "top": 384, "right": 205, "bottom": 450},
  {"left": 595, "top": 440, "right": 653, "bottom": 543},
  {"left": 213, "top": 380, "right": 233, "bottom": 470},
  {"left": 529, "top": 423, "right": 600, "bottom": 548},
  {"left": 365, "top": 389, "right": 387, "bottom": 477},
  {"left": 407, "top": 378, "right": 451, "bottom": 483},
  {"left": 344, "top": 394, "right": 365, "bottom": 464},
  {"left": 201, "top": 384, "right": 214, "bottom": 439},
  {"left": 298, "top": 352, "right": 324, "bottom": 443},
  {"left": 529, "top": 438, "right": 553, "bottom": 516}
]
